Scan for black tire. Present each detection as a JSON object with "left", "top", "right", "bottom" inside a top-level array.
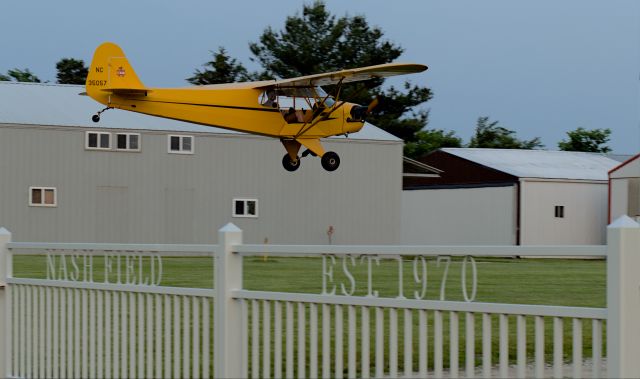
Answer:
[
  {"left": 282, "top": 154, "right": 301, "bottom": 172},
  {"left": 321, "top": 151, "right": 340, "bottom": 171}
]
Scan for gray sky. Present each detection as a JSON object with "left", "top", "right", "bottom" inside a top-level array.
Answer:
[{"left": 3, "top": 0, "right": 639, "bottom": 153}]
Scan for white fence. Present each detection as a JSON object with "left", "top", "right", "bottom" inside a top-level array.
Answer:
[{"left": 0, "top": 216, "right": 639, "bottom": 378}]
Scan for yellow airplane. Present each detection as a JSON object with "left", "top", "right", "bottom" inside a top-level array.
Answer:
[{"left": 85, "top": 42, "right": 427, "bottom": 171}]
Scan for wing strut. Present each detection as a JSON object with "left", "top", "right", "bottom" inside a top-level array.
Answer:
[{"left": 294, "top": 78, "right": 345, "bottom": 138}]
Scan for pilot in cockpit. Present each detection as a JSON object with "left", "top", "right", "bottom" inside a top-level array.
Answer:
[{"left": 261, "top": 90, "right": 278, "bottom": 108}]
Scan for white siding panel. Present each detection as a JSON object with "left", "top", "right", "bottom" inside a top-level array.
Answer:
[
  {"left": 520, "top": 180, "right": 607, "bottom": 245},
  {"left": 96, "top": 186, "right": 130, "bottom": 243},
  {"left": 0, "top": 124, "right": 402, "bottom": 244},
  {"left": 610, "top": 179, "right": 629, "bottom": 223},
  {"left": 401, "top": 186, "right": 516, "bottom": 245},
  {"left": 609, "top": 156, "right": 640, "bottom": 179},
  {"left": 610, "top": 177, "right": 640, "bottom": 223}
]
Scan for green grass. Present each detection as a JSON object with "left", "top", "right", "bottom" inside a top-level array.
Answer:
[
  {"left": 14, "top": 255, "right": 605, "bottom": 308},
  {"left": 242, "top": 256, "right": 606, "bottom": 307},
  {"left": 12, "top": 255, "right": 606, "bottom": 372}
]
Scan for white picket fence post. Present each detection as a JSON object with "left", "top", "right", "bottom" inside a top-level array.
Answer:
[
  {"left": 214, "top": 223, "right": 244, "bottom": 378},
  {"left": 0, "top": 228, "right": 11, "bottom": 378},
  {"left": 607, "top": 215, "right": 640, "bottom": 378}
]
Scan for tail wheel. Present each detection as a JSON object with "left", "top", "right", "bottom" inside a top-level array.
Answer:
[
  {"left": 282, "top": 154, "right": 301, "bottom": 172},
  {"left": 321, "top": 151, "right": 340, "bottom": 171}
]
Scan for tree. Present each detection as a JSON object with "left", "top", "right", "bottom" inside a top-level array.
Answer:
[
  {"left": 247, "top": 2, "right": 434, "bottom": 158},
  {"left": 468, "top": 116, "right": 543, "bottom": 149},
  {"left": 191, "top": 1, "right": 439, "bottom": 157},
  {"left": 187, "top": 47, "right": 250, "bottom": 84},
  {"left": 0, "top": 73, "right": 9, "bottom": 81},
  {"left": 248, "top": 2, "right": 403, "bottom": 79},
  {"left": 404, "top": 127, "right": 463, "bottom": 158},
  {"left": 558, "top": 127, "right": 611, "bottom": 153},
  {"left": 56, "top": 58, "right": 88, "bottom": 84},
  {"left": 4, "top": 68, "right": 40, "bottom": 83}
]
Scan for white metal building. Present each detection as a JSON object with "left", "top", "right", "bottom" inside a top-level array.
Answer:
[
  {"left": 402, "top": 148, "right": 620, "bottom": 245},
  {"left": 609, "top": 154, "right": 640, "bottom": 222},
  {"left": 0, "top": 82, "right": 403, "bottom": 244}
]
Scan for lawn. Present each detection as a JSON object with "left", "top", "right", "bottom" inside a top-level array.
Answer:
[{"left": 13, "top": 255, "right": 606, "bottom": 307}]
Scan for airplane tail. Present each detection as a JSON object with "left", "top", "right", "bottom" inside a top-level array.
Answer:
[{"left": 85, "top": 42, "right": 146, "bottom": 102}]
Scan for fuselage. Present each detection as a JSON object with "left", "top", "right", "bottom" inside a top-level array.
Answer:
[{"left": 89, "top": 86, "right": 365, "bottom": 139}]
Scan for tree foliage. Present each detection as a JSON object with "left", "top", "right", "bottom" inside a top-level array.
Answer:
[
  {"left": 468, "top": 116, "right": 543, "bottom": 149},
  {"left": 187, "top": 47, "right": 250, "bottom": 85},
  {"left": 1, "top": 68, "right": 41, "bottom": 83},
  {"left": 248, "top": 2, "right": 402, "bottom": 79},
  {"left": 404, "top": 127, "right": 463, "bottom": 158},
  {"left": 56, "top": 58, "right": 88, "bottom": 84},
  {"left": 246, "top": 2, "right": 436, "bottom": 158},
  {"left": 558, "top": 127, "right": 611, "bottom": 153}
]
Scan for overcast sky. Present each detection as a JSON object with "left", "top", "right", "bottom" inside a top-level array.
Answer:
[{"left": 3, "top": 0, "right": 639, "bottom": 153}]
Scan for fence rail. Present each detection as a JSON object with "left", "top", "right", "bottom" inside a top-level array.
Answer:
[
  {"left": 0, "top": 217, "right": 639, "bottom": 378},
  {"left": 235, "top": 243, "right": 607, "bottom": 257},
  {"left": 233, "top": 290, "right": 607, "bottom": 319},
  {"left": 7, "top": 242, "right": 217, "bottom": 255}
]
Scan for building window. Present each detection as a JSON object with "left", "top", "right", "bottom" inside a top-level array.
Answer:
[
  {"left": 30, "top": 187, "right": 57, "bottom": 207},
  {"left": 86, "top": 131, "right": 111, "bottom": 150},
  {"left": 554, "top": 205, "right": 565, "bottom": 218},
  {"left": 116, "top": 133, "right": 141, "bottom": 151},
  {"left": 168, "top": 135, "right": 194, "bottom": 154},
  {"left": 233, "top": 198, "right": 258, "bottom": 218}
]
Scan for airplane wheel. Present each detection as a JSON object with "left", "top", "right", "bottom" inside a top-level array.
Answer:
[
  {"left": 321, "top": 151, "right": 340, "bottom": 171},
  {"left": 92, "top": 114, "right": 100, "bottom": 123},
  {"left": 282, "top": 154, "right": 301, "bottom": 172}
]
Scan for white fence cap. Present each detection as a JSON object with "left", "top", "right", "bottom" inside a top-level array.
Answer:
[
  {"left": 608, "top": 215, "right": 640, "bottom": 229},
  {"left": 219, "top": 223, "right": 242, "bottom": 233}
]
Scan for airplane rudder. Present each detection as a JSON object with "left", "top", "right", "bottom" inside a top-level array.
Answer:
[
  {"left": 86, "top": 42, "right": 145, "bottom": 94},
  {"left": 86, "top": 43, "right": 115, "bottom": 97}
]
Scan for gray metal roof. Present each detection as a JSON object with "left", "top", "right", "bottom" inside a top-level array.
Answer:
[
  {"left": 441, "top": 148, "right": 620, "bottom": 181},
  {"left": 0, "top": 81, "right": 400, "bottom": 142}
]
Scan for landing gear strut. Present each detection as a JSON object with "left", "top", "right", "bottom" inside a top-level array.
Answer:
[
  {"left": 91, "top": 106, "right": 112, "bottom": 123},
  {"left": 301, "top": 149, "right": 317, "bottom": 157}
]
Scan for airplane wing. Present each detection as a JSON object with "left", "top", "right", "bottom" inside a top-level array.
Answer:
[{"left": 255, "top": 63, "right": 427, "bottom": 88}]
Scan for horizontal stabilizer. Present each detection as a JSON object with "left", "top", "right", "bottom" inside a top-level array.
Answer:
[{"left": 100, "top": 88, "right": 149, "bottom": 95}]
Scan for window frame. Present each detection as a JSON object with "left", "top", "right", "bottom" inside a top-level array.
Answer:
[
  {"left": 85, "top": 131, "right": 112, "bottom": 150},
  {"left": 115, "top": 132, "right": 141, "bottom": 152},
  {"left": 232, "top": 198, "right": 259, "bottom": 218},
  {"left": 167, "top": 135, "right": 194, "bottom": 154},
  {"left": 554, "top": 205, "right": 565, "bottom": 218},
  {"left": 29, "top": 186, "right": 57, "bottom": 207}
]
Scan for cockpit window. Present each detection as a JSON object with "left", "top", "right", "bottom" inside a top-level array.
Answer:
[
  {"left": 258, "top": 86, "right": 335, "bottom": 109},
  {"left": 315, "top": 86, "right": 335, "bottom": 107}
]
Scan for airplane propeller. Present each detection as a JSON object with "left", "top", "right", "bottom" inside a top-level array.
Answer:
[
  {"left": 366, "top": 96, "right": 380, "bottom": 114},
  {"left": 349, "top": 96, "right": 379, "bottom": 122}
]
